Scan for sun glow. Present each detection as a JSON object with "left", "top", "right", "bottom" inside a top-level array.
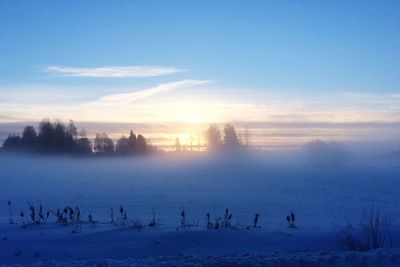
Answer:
[
  {"left": 178, "top": 113, "right": 205, "bottom": 124},
  {"left": 166, "top": 100, "right": 220, "bottom": 124}
]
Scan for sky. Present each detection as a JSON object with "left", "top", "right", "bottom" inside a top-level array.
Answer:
[{"left": 0, "top": 1, "right": 399, "bottom": 147}]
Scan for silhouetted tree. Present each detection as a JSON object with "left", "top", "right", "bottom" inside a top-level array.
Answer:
[
  {"left": 127, "top": 130, "right": 136, "bottom": 153},
  {"left": 2, "top": 135, "right": 21, "bottom": 151},
  {"left": 36, "top": 119, "right": 89, "bottom": 154},
  {"left": 66, "top": 120, "right": 78, "bottom": 139},
  {"left": 206, "top": 124, "right": 222, "bottom": 151},
  {"left": 75, "top": 130, "right": 92, "bottom": 155},
  {"left": 116, "top": 136, "right": 129, "bottom": 154},
  {"left": 94, "top": 133, "right": 114, "bottom": 154},
  {"left": 38, "top": 119, "right": 56, "bottom": 152},
  {"left": 65, "top": 120, "right": 78, "bottom": 151},
  {"left": 136, "top": 134, "right": 147, "bottom": 154},
  {"left": 223, "top": 124, "right": 240, "bottom": 150},
  {"left": 21, "top": 126, "right": 38, "bottom": 151},
  {"left": 75, "top": 138, "right": 92, "bottom": 154},
  {"left": 53, "top": 121, "right": 67, "bottom": 152}
]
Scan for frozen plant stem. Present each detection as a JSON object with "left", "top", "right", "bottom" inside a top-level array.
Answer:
[{"left": 7, "top": 201, "right": 14, "bottom": 224}]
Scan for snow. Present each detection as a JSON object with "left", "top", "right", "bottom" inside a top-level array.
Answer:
[
  {"left": 1, "top": 223, "right": 399, "bottom": 266},
  {"left": 0, "top": 151, "right": 399, "bottom": 266},
  {"left": 4, "top": 249, "right": 400, "bottom": 266}
]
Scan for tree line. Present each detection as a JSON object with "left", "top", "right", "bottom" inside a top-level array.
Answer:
[
  {"left": 174, "top": 123, "right": 244, "bottom": 152},
  {"left": 1, "top": 119, "right": 148, "bottom": 156},
  {"left": 1, "top": 120, "right": 244, "bottom": 155}
]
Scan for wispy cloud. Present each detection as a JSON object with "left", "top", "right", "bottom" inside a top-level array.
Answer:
[
  {"left": 45, "top": 65, "right": 185, "bottom": 78},
  {"left": 1, "top": 83, "right": 400, "bottom": 127},
  {"left": 93, "top": 79, "right": 211, "bottom": 105}
]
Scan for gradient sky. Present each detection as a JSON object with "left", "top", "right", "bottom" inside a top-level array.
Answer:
[{"left": 0, "top": 1, "right": 400, "bottom": 146}]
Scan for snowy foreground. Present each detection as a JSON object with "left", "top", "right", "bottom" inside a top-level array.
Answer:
[
  {"left": 0, "top": 152, "right": 399, "bottom": 266},
  {"left": 1, "top": 222, "right": 400, "bottom": 266},
  {"left": 10, "top": 250, "right": 400, "bottom": 267}
]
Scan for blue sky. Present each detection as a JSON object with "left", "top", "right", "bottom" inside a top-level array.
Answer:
[{"left": 0, "top": 1, "right": 399, "bottom": 126}]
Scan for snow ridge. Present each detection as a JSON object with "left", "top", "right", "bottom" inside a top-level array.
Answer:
[{"left": 3, "top": 249, "right": 400, "bottom": 267}]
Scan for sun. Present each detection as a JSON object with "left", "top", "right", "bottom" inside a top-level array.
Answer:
[
  {"left": 181, "top": 113, "right": 204, "bottom": 124},
  {"left": 171, "top": 102, "right": 212, "bottom": 124}
]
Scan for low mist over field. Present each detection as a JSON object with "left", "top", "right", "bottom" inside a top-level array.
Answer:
[{"left": 1, "top": 145, "right": 399, "bottom": 228}]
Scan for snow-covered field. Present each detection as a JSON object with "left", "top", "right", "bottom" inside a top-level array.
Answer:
[{"left": 0, "top": 151, "right": 399, "bottom": 266}]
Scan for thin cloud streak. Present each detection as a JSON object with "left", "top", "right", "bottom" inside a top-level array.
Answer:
[
  {"left": 93, "top": 80, "right": 211, "bottom": 105},
  {"left": 1, "top": 83, "right": 400, "bottom": 126},
  {"left": 45, "top": 65, "right": 186, "bottom": 78}
]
